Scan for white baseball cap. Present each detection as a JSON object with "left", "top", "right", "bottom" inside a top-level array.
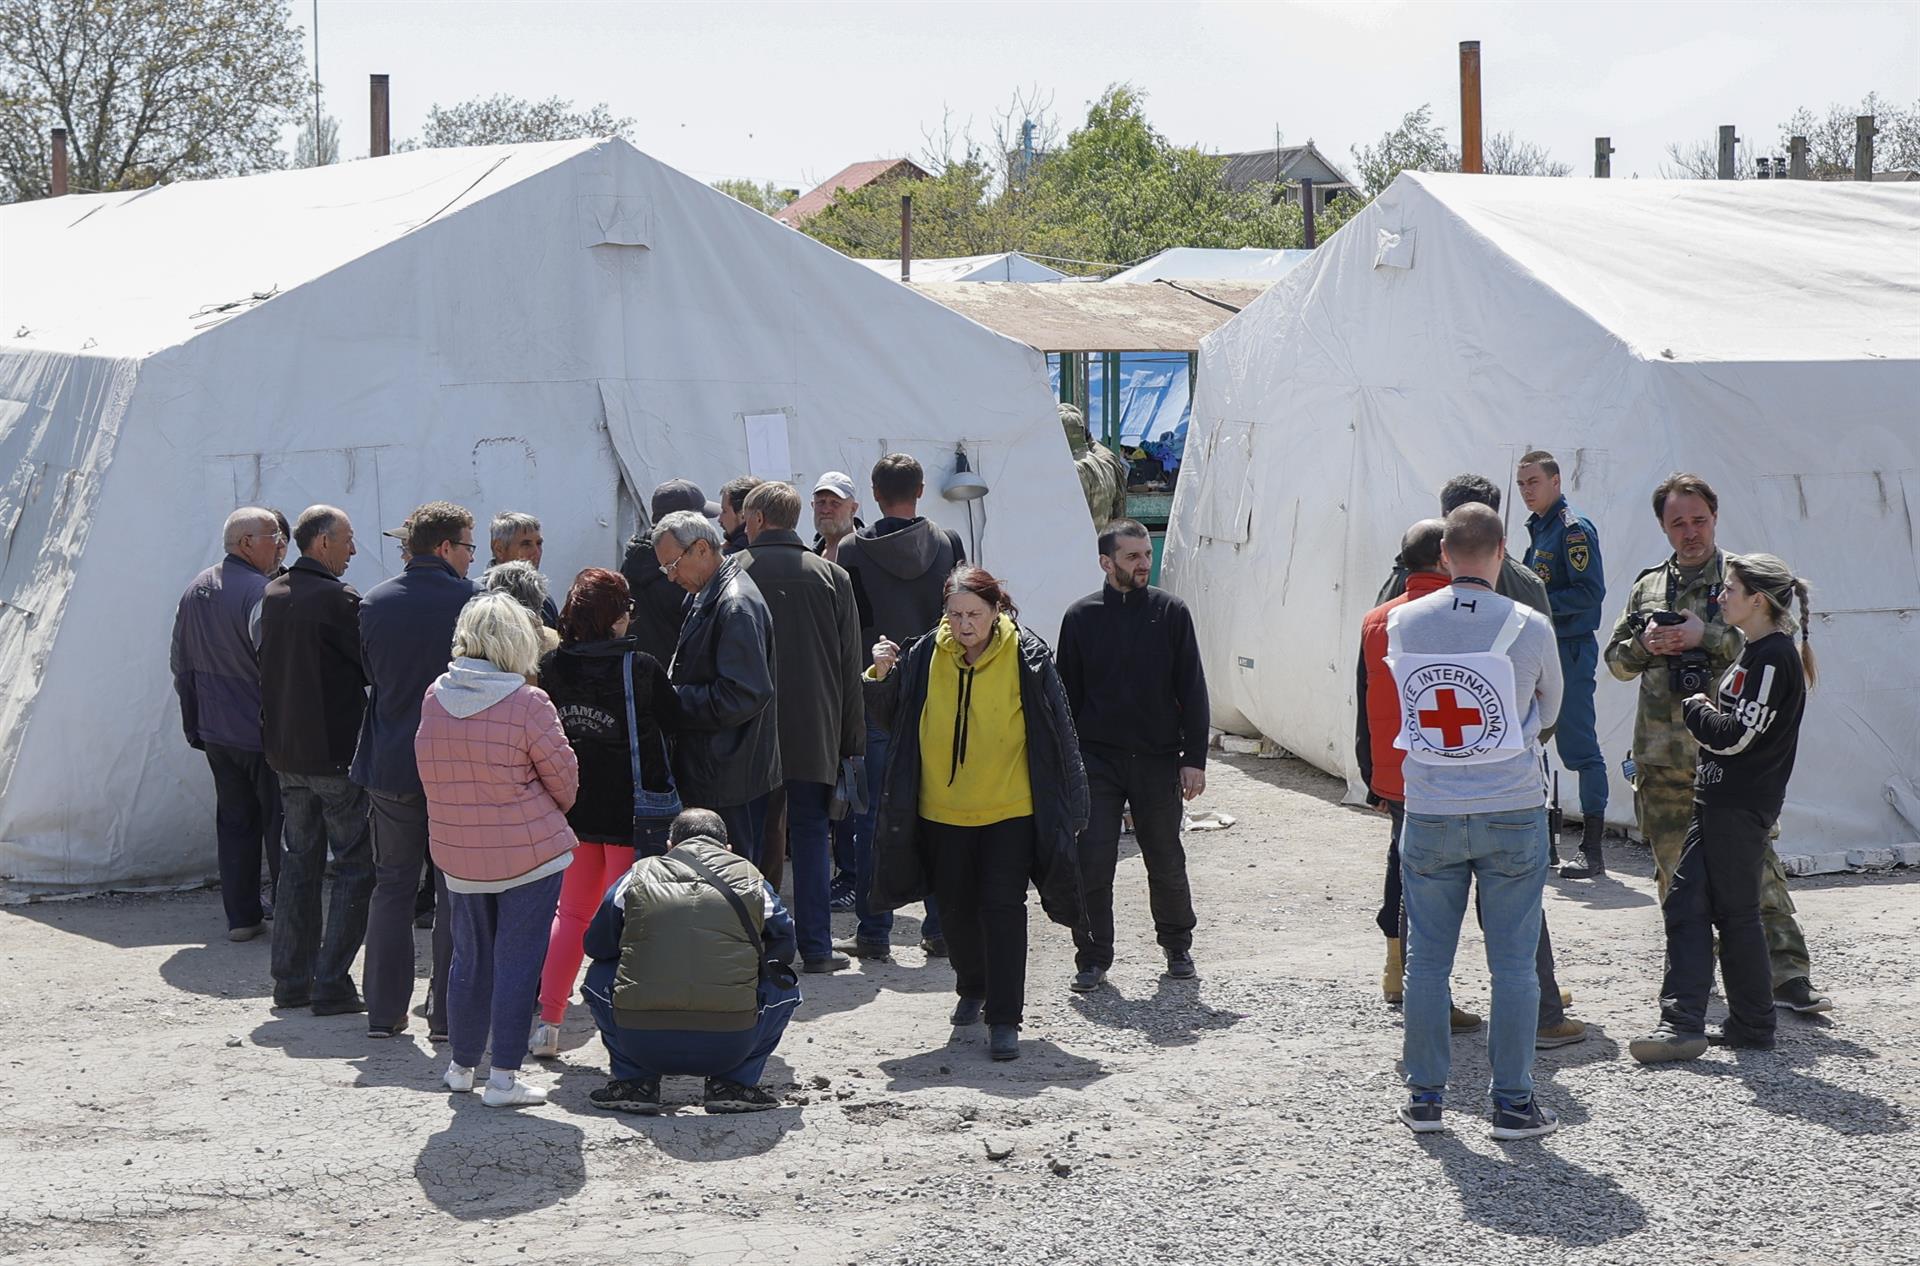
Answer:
[{"left": 812, "top": 471, "right": 856, "bottom": 500}]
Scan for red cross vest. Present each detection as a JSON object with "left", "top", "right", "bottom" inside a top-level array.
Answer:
[{"left": 1384, "top": 603, "right": 1532, "bottom": 766}]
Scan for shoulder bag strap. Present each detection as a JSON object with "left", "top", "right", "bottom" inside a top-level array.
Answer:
[
  {"left": 624, "top": 651, "right": 678, "bottom": 796},
  {"left": 677, "top": 850, "right": 766, "bottom": 963},
  {"left": 1489, "top": 604, "right": 1530, "bottom": 657}
]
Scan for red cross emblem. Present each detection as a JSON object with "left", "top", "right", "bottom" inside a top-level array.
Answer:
[{"left": 1418, "top": 688, "right": 1484, "bottom": 749}]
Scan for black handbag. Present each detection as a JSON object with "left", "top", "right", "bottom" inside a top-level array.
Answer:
[{"left": 624, "top": 651, "right": 683, "bottom": 849}]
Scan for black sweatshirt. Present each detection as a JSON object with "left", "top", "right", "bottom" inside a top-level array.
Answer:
[
  {"left": 1055, "top": 584, "right": 1210, "bottom": 767},
  {"left": 1684, "top": 631, "right": 1805, "bottom": 813}
]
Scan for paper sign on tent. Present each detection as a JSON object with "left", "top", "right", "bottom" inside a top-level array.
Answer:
[{"left": 743, "top": 411, "right": 792, "bottom": 480}]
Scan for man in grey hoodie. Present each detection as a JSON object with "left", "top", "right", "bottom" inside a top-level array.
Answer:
[{"left": 831, "top": 454, "right": 957, "bottom": 960}]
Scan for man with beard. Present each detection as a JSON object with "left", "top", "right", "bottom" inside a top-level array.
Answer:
[{"left": 1054, "top": 519, "right": 1208, "bottom": 989}]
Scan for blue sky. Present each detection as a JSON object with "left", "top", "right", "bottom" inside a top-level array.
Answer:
[{"left": 301, "top": 0, "right": 1920, "bottom": 185}]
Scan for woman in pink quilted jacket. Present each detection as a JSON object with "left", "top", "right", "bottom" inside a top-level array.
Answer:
[{"left": 416, "top": 592, "right": 579, "bottom": 1108}]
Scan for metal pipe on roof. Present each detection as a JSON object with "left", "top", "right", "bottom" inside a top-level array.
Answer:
[
  {"left": 1856, "top": 115, "right": 1877, "bottom": 181},
  {"left": 900, "top": 195, "right": 912, "bottom": 283},
  {"left": 1595, "top": 137, "right": 1613, "bottom": 179},
  {"left": 50, "top": 127, "right": 68, "bottom": 197},
  {"left": 1458, "top": 41, "right": 1483, "bottom": 174},
  {"left": 370, "top": 74, "right": 391, "bottom": 158},
  {"left": 1789, "top": 136, "right": 1809, "bottom": 180},
  {"left": 1717, "top": 126, "right": 1738, "bottom": 180}
]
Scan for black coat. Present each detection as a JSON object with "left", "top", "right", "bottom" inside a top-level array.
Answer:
[
  {"left": 667, "top": 557, "right": 782, "bottom": 806},
  {"left": 538, "top": 639, "right": 679, "bottom": 844},
  {"left": 258, "top": 556, "right": 367, "bottom": 776},
  {"left": 863, "top": 624, "right": 1088, "bottom": 928},
  {"left": 737, "top": 529, "right": 865, "bottom": 786},
  {"left": 619, "top": 529, "right": 690, "bottom": 668}
]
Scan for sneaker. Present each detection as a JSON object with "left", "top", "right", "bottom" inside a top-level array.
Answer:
[
  {"left": 482, "top": 1075, "right": 547, "bottom": 1108},
  {"left": 1449, "top": 1005, "right": 1483, "bottom": 1034},
  {"left": 1629, "top": 1024, "right": 1709, "bottom": 1064},
  {"left": 1536, "top": 1017, "right": 1588, "bottom": 1049},
  {"left": 704, "top": 1078, "right": 779, "bottom": 1114},
  {"left": 950, "top": 997, "right": 985, "bottom": 1026},
  {"left": 833, "top": 937, "right": 892, "bottom": 962},
  {"left": 590, "top": 1077, "right": 663, "bottom": 1114},
  {"left": 1707, "top": 1024, "right": 1778, "bottom": 1051},
  {"left": 1774, "top": 977, "right": 1833, "bottom": 1014},
  {"left": 1489, "top": 1098, "right": 1559, "bottom": 1141},
  {"left": 802, "top": 952, "right": 851, "bottom": 974},
  {"left": 988, "top": 1023, "right": 1020, "bottom": 1061},
  {"left": 444, "top": 1062, "right": 475, "bottom": 1093},
  {"left": 1164, "top": 950, "right": 1196, "bottom": 980},
  {"left": 920, "top": 936, "right": 949, "bottom": 959},
  {"left": 311, "top": 992, "right": 367, "bottom": 1017},
  {"left": 227, "top": 923, "right": 266, "bottom": 943},
  {"left": 828, "top": 875, "right": 857, "bottom": 912},
  {"left": 367, "top": 1019, "right": 409, "bottom": 1039},
  {"left": 1069, "top": 967, "right": 1107, "bottom": 993},
  {"left": 529, "top": 1022, "right": 561, "bottom": 1058},
  {"left": 1398, "top": 1093, "right": 1445, "bottom": 1134}
]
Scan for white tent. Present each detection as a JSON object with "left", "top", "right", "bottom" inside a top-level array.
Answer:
[
  {"left": 1106, "top": 247, "right": 1314, "bottom": 284},
  {"left": 0, "top": 138, "right": 1098, "bottom": 896},
  {"left": 854, "top": 252, "right": 1068, "bottom": 283},
  {"left": 1164, "top": 172, "right": 1920, "bottom": 853}
]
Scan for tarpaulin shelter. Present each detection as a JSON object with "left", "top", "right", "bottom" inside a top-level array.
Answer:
[
  {"left": 1164, "top": 171, "right": 1920, "bottom": 853},
  {"left": 0, "top": 138, "right": 1097, "bottom": 896},
  {"left": 855, "top": 252, "right": 1068, "bottom": 283}
]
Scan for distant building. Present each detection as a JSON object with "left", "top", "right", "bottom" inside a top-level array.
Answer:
[
  {"left": 774, "top": 158, "right": 929, "bottom": 227},
  {"left": 1217, "top": 141, "right": 1355, "bottom": 212}
]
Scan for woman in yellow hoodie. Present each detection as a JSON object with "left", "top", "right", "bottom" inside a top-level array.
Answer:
[{"left": 865, "top": 566, "right": 1089, "bottom": 1061}]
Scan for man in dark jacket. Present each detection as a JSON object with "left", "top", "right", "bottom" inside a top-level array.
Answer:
[
  {"left": 831, "top": 453, "right": 958, "bottom": 960},
  {"left": 718, "top": 476, "right": 763, "bottom": 556},
  {"left": 619, "top": 480, "right": 718, "bottom": 666},
  {"left": 259, "top": 506, "right": 374, "bottom": 1014},
  {"left": 1056, "top": 520, "right": 1208, "bottom": 989},
  {"left": 352, "top": 501, "right": 481, "bottom": 1041},
  {"left": 739, "top": 482, "right": 865, "bottom": 974},
  {"left": 172, "top": 506, "right": 284, "bottom": 940},
  {"left": 653, "top": 510, "right": 781, "bottom": 867}
]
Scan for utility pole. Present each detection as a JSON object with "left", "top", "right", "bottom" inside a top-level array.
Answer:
[
  {"left": 1594, "top": 137, "right": 1613, "bottom": 178},
  {"left": 1458, "top": 41, "right": 1483, "bottom": 173},
  {"left": 1717, "top": 126, "right": 1738, "bottom": 180},
  {"left": 899, "top": 195, "right": 912, "bottom": 283},
  {"left": 1301, "top": 178, "right": 1316, "bottom": 247},
  {"left": 1856, "top": 115, "right": 1877, "bottom": 181},
  {"left": 312, "top": 0, "right": 321, "bottom": 158}
]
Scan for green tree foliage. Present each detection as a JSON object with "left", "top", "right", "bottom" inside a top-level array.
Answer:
[
  {"left": 405, "top": 95, "right": 634, "bottom": 149},
  {"left": 0, "top": 0, "right": 308, "bottom": 202},
  {"left": 710, "top": 177, "right": 793, "bottom": 216}
]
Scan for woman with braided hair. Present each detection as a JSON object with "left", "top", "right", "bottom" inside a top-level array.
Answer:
[{"left": 1631, "top": 553, "right": 1817, "bottom": 1064}]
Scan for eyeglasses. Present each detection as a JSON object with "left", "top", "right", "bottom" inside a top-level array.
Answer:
[{"left": 450, "top": 538, "right": 476, "bottom": 554}]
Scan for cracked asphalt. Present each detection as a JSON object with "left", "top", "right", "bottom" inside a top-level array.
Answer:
[{"left": 2, "top": 754, "right": 1915, "bottom": 1265}]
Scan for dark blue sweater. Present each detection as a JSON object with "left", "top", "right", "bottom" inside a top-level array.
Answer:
[{"left": 349, "top": 558, "right": 479, "bottom": 795}]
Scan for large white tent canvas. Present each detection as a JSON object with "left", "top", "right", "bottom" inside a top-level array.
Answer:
[
  {"left": 1165, "top": 172, "right": 1920, "bottom": 853},
  {"left": 0, "top": 138, "right": 1098, "bottom": 896}
]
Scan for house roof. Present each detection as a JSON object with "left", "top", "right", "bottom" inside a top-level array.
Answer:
[
  {"left": 854, "top": 252, "right": 1068, "bottom": 283},
  {"left": 1219, "top": 142, "right": 1354, "bottom": 193},
  {"left": 773, "top": 158, "right": 928, "bottom": 226},
  {"left": 913, "top": 280, "right": 1269, "bottom": 352}
]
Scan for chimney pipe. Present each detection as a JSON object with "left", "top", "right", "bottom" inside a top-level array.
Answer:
[
  {"left": 369, "top": 74, "right": 391, "bottom": 158},
  {"left": 899, "top": 194, "right": 912, "bottom": 282},
  {"left": 1594, "top": 137, "right": 1613, "bottom": 179},
  {"left": 50, "top": 127, "right": 68, "bottom": 197},
  {"left": 1300, "top": 178, "right": 1316, "bottom": 248},
  {"left": 1717, "top": 125, "right": 1738, "bottom": 180},
  {"left": 1458, "top": 41, "right": 1483, "bottom": 174},
  {"left": 1788, "top": 135, "right": 1809, "bottom": 180},
  {"left": 1855, "top": 115, "right": 1876, "bottom": 181}
]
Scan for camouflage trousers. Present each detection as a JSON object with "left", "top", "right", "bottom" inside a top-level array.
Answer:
[{"left": 1634, "top": 762, "right": 1811, "bottom": 988}]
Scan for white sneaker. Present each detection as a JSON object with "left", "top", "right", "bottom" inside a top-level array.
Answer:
[
  {"left": 529, "top": 1022, "right": 561, "bottom": 1059},
  {"left": 482, "top": 1075, "right": 547, "bottom": 1108},
  {"left": 444, "top": 1062, "right": 475, "bottom": 1093}
]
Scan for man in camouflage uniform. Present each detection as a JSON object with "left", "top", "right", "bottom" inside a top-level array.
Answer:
[
  {"left": 1060, "top": 402, "right": 1130, "bottom": 532},
  {"left": 1604, "top": 473, "right": 1831, "bottom": 1013}
]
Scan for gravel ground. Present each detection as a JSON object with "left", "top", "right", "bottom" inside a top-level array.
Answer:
[{"left": 2, "top": 754, "right": 1914, "bottom": 1265}]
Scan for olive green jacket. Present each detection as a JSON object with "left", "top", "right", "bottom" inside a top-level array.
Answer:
[
  {"left": 611, "top": 840, "right": 769, "bottom": 1032},
  {"left": 1604, "top": 549, "right": 1744, "bottom": 769}
]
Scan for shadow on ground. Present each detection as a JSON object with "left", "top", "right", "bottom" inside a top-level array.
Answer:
[
  {"left": 1068, "top": 974, "right": 1245, "bottom": 1048},
  {"left": 414, "top": 1095, "right": 587, "bottom": 1218},
  {"left": 1418, "top": 1132, "right": 1648, "bottom": 1246},
  {"left": 877, "top": 1034, "right": 1109, "bottom": 1098}
]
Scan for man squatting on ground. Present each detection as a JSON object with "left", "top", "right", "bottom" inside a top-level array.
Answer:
[
  {"left": 1390, "top": 504, "right": 1564, "bottom": 1141},
  {"left": 1055, "top": 519, "right": 1206, "bottom": 990}
]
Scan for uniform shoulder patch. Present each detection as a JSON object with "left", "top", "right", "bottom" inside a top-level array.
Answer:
[{"left": 1560, "top": 506, "right": 1577, "bottom": 526}]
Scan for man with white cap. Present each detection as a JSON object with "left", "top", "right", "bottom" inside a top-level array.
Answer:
[{"left": 811, "top": 472, "right": 864, "bottom": 565}]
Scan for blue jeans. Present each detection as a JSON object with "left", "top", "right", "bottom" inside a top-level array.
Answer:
[
  {"left": 272, "top": 773, "right": 374, "bottom": 1004},
  {"left": 716, "top": 794, "right": 771, "bottom": 871},
  {"left": 1400, "top": 805, "right": 1548, "bottom": 1105},
  {"left": 589, "top": 984, "right": 798, "bottom": 1086},
  {"left": 850, "top": 720, "right": 941, "bottom": 945},
  {"left": 446, "top": 871, "right": 564, "bottom": 1073},
  {"left": 1554, "top": 635, "right": 1608, "bottom": 817},
  {"left": 786, "top": 780, "right": 834, "bottom": 961}
]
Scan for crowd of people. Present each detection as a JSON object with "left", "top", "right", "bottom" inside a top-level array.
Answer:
[
  {"left": 168, "top": 443, "right": 1829, "bottom": 1133},
  {"left": 170, "top": 454, "right": 1207, "bottom": 1112}
]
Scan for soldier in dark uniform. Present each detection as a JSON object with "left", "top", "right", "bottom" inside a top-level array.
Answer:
[{"left": 1517, "top": 451, "right": 1609, "bottom": 878}]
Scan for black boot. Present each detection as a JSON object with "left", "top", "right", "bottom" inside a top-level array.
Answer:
[{"left": 1558, "top": 817, "right": 1606, "bottom": 879}]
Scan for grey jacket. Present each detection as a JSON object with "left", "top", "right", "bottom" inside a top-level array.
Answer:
[
  {"left": 667, "top": 558, "right": 782, "bottom": 806},
  {"left": 737, "top": 529, "right": 865, "bottom": 786}
]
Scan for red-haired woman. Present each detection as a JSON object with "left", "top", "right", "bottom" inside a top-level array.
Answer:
[
  {"left": 529, "top": 568, "right": 680, "bottom": 1059},
  {"left": 865, "top": 566, "right": 1088, "bottom": 1061}
]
